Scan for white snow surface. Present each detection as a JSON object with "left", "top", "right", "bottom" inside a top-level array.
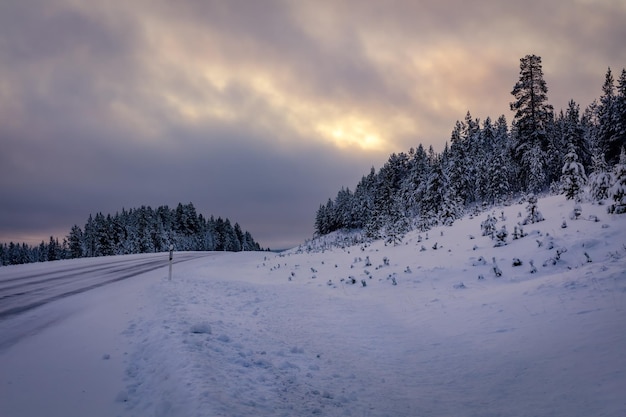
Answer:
[{"left": 1, "top": 195, "right": 625, "bottom": 417}]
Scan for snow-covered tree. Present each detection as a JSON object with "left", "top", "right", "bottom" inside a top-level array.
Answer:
[
  {"left": 523, "top": 193, "right": 544, "bottom": 224},
  {"left": 596, "top": 67, "right": 625, "bottom": 164},
  {"left": 510, "top": 55, "right": 553, "bottom": 193},
  {"left": 615, "top": 69, "right": 626, "bottom": 162},
  {"left": 67, "top": 225, "right": 84, "bottom": 259},
  {"left": 608, "top": 148, "right": 626, "bottom": 214},
  {"left": 588, "top": 151, "right": 613, "bottom": 202},
  {"left": 560, "top": 143, "right": 587, "bottom": 201}
]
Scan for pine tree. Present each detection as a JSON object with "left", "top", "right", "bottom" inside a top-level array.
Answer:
[{"left": 510, "top": 55, "right": 553, "bottom": 192}]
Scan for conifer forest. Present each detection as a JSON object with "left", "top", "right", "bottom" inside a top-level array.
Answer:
[{"left": 315, "top": 55, "right": 626, "bottom": 242}]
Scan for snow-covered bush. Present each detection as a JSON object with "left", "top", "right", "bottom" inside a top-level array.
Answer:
[
  {"left": 492, "top": 257, "right": 502, "bottom": 277},
  {"left": 494, "top": 225, "right": 508, "bottom": 247},
  {"left": 481, "top": 214, "right": 497, "bottom": 238},
  {"left": 570, "top": 203, "right": 582, "bottom": 220},
  {"left": 523, "top": 194, "right": 544, "bottom": 224}
]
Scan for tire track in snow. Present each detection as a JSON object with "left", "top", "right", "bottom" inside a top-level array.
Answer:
[{"left": 0, "top": 252, "right": 212, "bottom": 319}]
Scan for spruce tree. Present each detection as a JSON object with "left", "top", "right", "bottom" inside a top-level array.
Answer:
[
  {"left": 560, "top": 143, "right": 587, "bottom": 201},
  {"left": 608, "top": 148, "right": 626, "bottom": 214},
  {"left": 597, "top": 68, "right": 619, "bottom": 163},
  {"left": 588, "top": 151, "right": 613, "bottom": 202},
  {"left": 614, "top": 69, "right": 626, "bottom": 162}
]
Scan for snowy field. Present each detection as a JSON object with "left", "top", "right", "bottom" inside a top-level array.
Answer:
[{"left": 1, "top": 194, "right": 625, "bottom": 417}]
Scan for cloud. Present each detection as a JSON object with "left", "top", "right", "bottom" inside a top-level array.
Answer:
[{"left": 1, "top": 0, "right": 624, "bottom": 248}]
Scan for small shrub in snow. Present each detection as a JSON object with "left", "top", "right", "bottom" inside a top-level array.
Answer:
[
  {"left": 529, "top": 260, "right": 537, "bottom": 273},
  {"left": 512, "top": 225, "right": 525, "bottom": 239},
  {"left": 190, "top": 322, "right": 212, "bottom": 334},
  {"left": 561, "top": 220, "right": 567, "bottom": 229},
  {"left": 555, "top": 247, "right": 567, "bottom": 261},
  {"left": 383, "top": 256, "right": 390, "bottom": 266},
  {"left": 570, "top": 203, "right": 582, "bottom": 220},
  {"left": 478, "top": 274, "right": 485, "bottom": 280},
  {"left": 347, "top": 276, "right": 356, "bottom": 284},
  {"left": 453, "top": 282, "right": 466, "bottom": 289},
  {"left": 584, "top": 252, "right": 592, "bottom": 263},
  {"left": 543, "top": 257, "right": 557, "bottom": 267},
  {"left": 404, "top": 266, "right": 412, "bottom": 273},
  {"left": 432, "top": 242, "right": 439, "bottom": 250},
  {"left": 364, "top": 256, "right": 371, "bottom": 267},
  {"left": 492, "top": 257, "right": 502, "bottom": 277},
  {"left": 473, "top": 256, "right": 487, "bottom": 266},
  {"left": 361, "top": 279, "right": 367, "bottom": 287},
  {"left": 420, "top": 245, "right": 426, "bottom": 252},
  {"left": 391, "top": 276, "right": 397, "bottom": 285},
  {"left": 481, "top": 214, "right": 498, "bottom": 238},
  {"left": 494, "top": 226, "right": 508, "bottom": 247},
  {"left": 512, "top": 258, "right": 522, "bottom": 267},
  {"left": 523, "top": 194, "right": 545, "bottom": 224}
]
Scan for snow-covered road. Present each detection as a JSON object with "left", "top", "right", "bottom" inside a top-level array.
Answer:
[{"left": 0, "top": 252, "right": 212, "bottom": 319}]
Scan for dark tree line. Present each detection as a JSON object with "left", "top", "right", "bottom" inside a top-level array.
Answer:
[
  {"left": 1, "top": 203, "right": 263, "bottom": 266},
  {"left": 315, "top": 55, "right": 626, "bottom": 242}
]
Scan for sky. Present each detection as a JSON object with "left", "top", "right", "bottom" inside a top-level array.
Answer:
[{"left": 1, "top": 0, "right": 625, "bottom": 250}]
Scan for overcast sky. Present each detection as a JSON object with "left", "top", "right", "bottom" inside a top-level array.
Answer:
[{"left": 1, "top": 0, "right": 625, "bottom": 249}]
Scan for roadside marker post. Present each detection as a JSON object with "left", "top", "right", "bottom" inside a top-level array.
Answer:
[{"left": 168, "top": 244, "right": 174, "bottom": 280}]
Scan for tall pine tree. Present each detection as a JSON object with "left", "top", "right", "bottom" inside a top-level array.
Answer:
[{"left": 510, "top": 54, "right": 554, "bottom": 193}]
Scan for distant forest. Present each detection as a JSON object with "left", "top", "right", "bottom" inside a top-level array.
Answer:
[
  {"left": 315, "top": 55, "right": 626, "bottom": 243},
  {"left": 0, "top": 203, "right": 263, "bottom": 266}
]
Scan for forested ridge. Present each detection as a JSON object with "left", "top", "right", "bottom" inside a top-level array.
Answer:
[
  {"left": 0, "top": 202, "right": 263, "bottom": 266},
  {"left": 315, "top": 56, "right": 626, "bottom": 243}
]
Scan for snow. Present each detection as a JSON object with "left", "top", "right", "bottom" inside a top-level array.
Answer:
[{"left": 1, "top": 194, "right": 626, "bottom": 417}]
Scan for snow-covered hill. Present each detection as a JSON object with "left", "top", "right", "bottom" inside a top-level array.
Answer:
[{"left": 1, "top": 194, "right": 625, "bottom": 417}]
